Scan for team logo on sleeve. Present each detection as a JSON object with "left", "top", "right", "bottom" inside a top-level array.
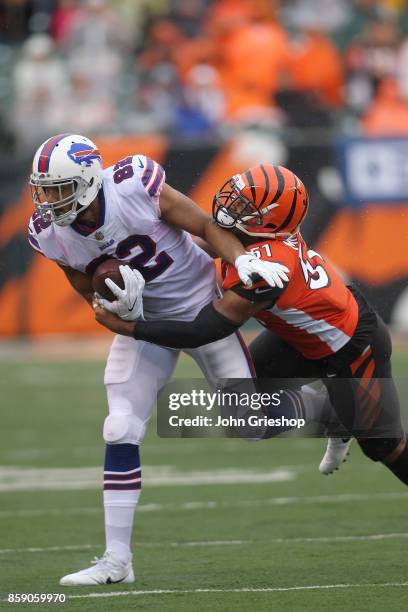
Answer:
[{"left": 67, "top": 143, "right": 102, "bottom": 167}]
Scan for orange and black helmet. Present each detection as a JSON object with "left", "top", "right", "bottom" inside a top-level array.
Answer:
[{"left": 213, "top": 164, "right": 309, "bottom": 239}]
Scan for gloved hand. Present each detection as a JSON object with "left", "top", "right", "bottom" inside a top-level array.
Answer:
[
  {"left": 235, "top": 253, "right": 290, "bottom": 289},
  {"left": 97, "top": 265, "right": 145, "bottom": 321}
]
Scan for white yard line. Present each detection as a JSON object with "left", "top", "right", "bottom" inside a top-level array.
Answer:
[
  {"left": 1, "top": 532, "right": 408, "bottom": 555},
  {"left": 168, "top": 533, "right": 408, "bottom": 546},
  {"left": 0, "top": 544, "right": 95, "bottom": 555},
  {"left": 0, "top": 507, "right": 101, "bottom": 518},
  {"left": 67, "top": 582, "right": 408, "bottom": 599},
  {"left": 2, "top": 582, "right": 407, "bottom": 604},
  {"left": 0, "top": 465, "right": 294, "bottom": 491},
  {"left": 1, "top": 491, "right": 407, "bottom": 519}
]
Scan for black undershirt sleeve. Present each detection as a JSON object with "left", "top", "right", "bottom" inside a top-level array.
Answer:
[
  {"left": 132, "top": 301, "right": 240, "bottom": 348},
  {"left": 230, "top": 283, "right": 286, "bottom": 305}
]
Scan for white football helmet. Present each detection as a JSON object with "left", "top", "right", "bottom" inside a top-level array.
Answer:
[{"left": 29, "top": 133, "right": 103, "bottom": 226}]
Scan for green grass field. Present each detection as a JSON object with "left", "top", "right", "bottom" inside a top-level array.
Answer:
[{"left": 0, "top": 347, "right": 407, "bottom": 611}]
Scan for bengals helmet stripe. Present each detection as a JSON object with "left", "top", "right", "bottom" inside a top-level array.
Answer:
[
  {"left": 274, "top": 174, "right": 299, "bottom": 233},
  {"left": 270, "top": 165, "right": 285, "bottom": 207},
  {"left": 259, "top": 164, "right": 270, "bottom": 206},
  {"left": 294, "top": 190, "right": 309, "bottom": 228},
  {"left": 244, "top": 168, "right": 257, "bottom": 202},
  {"left": 213, "top": 163, "right": 309, "bottom": 239}
]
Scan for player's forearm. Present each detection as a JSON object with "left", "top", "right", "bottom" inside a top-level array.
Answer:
[
  {"left": 59, "top": 265, "right": 94, "bottom": 306},
  {"left": 194, "top": 237, "right": 218, "bottom": 259},
  {"left": 203, "top": 219, "right": 245, "bottom": 265},
  {"left": 69, "top": 284, "right": 94, "bottom": 306},
  {"left": 68, "top": 280, "right": 94, "bottom": 306},
  {"left": 159, "top": 184, "right": 245, "bottom": 264},
  {"left": 132, "top": 302, "right": 240, "bottom": 348},
  {"left": 95, "top": 302, "right": 241, "bottom": 347},
  {"left": 79, "top": 290, "right": 94, "bottom": 306}
]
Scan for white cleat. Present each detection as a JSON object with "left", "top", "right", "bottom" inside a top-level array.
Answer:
[
  {"left": 59, "top": 551, "right": 134, "bottom": 586},
  {"left": 319, "top": 437, "right": 352, "bottom": 475}
]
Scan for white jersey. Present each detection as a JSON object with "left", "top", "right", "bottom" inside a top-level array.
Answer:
[{"left": 28, "top": 154, "right": 216, "bottom": 320}]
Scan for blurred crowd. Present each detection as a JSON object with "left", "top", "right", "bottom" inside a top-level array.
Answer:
[{"left": 0, "top": 0, "right": 407, "bottom": 148}]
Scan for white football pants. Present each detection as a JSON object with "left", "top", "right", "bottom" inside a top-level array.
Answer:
[{"left": 104, "top": 332, "right": 254, "bottom": 445}]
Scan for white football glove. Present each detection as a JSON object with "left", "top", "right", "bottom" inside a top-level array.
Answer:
[
  {"left": 235, "top": 253, "right": 290, "bottom": 289},
  {"left": 98, "top": 265, "right": 145, "bottom": 321}
]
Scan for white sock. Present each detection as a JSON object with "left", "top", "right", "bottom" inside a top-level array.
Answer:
[{"left": 104, "top": 489, "right": 141, "bottom": 564}]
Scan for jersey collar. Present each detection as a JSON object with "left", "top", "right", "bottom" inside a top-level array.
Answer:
[{"left": 71, "top": 186, "right": 106, "bottom": 237}]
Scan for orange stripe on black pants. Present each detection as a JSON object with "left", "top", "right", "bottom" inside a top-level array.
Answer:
[{"left": 328, "top": 316, "right": 402, "bottom": 440}]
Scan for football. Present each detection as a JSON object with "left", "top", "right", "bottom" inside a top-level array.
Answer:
[{"left": 92, "top": 258, "right": 125, "bottom": 302}]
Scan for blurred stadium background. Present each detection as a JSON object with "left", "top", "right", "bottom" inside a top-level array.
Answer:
[
  {"left": 1, "top": 1, "right": 408, "bottom": 609},
  {"left": 0, "top": 0, "right": 408, "bottom": 336}
]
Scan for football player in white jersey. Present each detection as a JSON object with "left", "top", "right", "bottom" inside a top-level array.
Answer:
[{"left": 27, "top": 133, "right": 290, "bottom": 587}]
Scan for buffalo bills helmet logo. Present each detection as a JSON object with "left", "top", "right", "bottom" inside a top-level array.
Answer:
[{"left": 67, "top": 143, "right": 102, "bottom": 167}]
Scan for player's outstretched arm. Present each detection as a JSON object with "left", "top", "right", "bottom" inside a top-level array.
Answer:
[
  {"left": 193, "top": 237, "right": 218, "bottom": 258},
  {"left": 58, "top": 264, "right": 94, "bottom": 306},
  {"left": 94, "top": 290, "right": 270, "bottom": 349},
  {"left": 159, "top": 184, "right": 289, "bottom": 288},
  {"left": 159, "top": 183, "right": 245, "bottom": 262}
]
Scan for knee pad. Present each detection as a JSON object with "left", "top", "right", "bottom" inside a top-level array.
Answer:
[
  {"left": 103, "top": 414, "right": 131, "bottom": 443},
  {"left": 358, "top": 437, "right": 402, "bottom": 462},
  {"left": 103, "top": 413, "right": 147, "bottom": 445}
]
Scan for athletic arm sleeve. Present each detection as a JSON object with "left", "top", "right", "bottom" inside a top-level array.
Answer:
[
  {"left": 132, "top": 302, "right": 240, "bottom": 348},
  {"left": 230, "top": 282, "right": 286, "bottom": 305}
]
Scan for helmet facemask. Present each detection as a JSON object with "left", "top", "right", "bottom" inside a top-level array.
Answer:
[
  {"left": 29, "top": 175, "right": 92, "bottom": 227},
  {"left": 213, "top": 176, "right": 264, "bottom": 231},
  {"left": 214, "top": 165, "right": 309, "bottom": 240}
]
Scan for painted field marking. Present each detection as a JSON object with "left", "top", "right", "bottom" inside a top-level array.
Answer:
[
  {"left": 0, "top": 465, "right": 294, "bottom": 492},
  {"left": 1, "top": 532, "right": 408, "bottom": 555},
  {"left": 67, "top": 582, "right": 408, "bottom": 600},
  {"left": 1, "top": 491, "right": 407, "bottom": 519}
]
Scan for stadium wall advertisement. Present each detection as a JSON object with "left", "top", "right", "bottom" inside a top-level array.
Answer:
[{"left": 0, "top": 134, "right": 407, "bottom": 336}]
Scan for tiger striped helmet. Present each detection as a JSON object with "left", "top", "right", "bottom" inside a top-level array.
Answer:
[{"left": 213, "top": 164, "right": 309, "bottom": 239}]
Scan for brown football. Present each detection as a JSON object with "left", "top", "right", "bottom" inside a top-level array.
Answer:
[{"left": 92, "top": 258, "right": 125, "bottom": 302}]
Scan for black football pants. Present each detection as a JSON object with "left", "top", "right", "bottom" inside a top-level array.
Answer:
[{"left": 249, "top": 315, "right": 404, "bottom": 443}]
